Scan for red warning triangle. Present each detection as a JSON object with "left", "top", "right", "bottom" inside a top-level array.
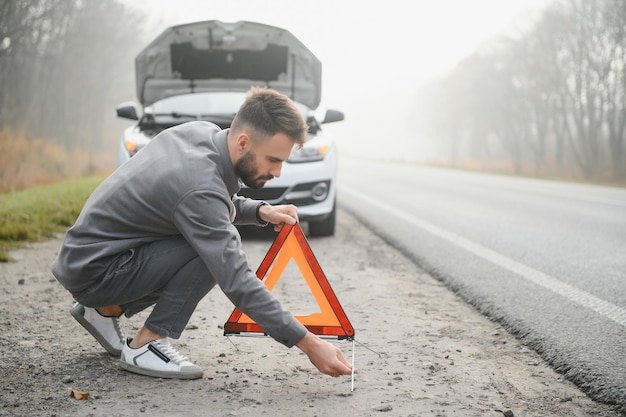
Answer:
[{"left": 224, "top": 222, "right": 355, "bottom": 339}]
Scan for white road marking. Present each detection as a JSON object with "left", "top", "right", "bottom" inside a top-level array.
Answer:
[{"left": 342, "top": 187, "right": 626, "bottom": 328}]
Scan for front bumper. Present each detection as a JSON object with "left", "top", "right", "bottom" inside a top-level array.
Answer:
[{"left": 238, "top": 179, "right": 336, "bottom": 222}]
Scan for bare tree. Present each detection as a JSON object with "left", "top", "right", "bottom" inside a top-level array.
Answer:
[
  {"left": 420, "top": 0, "right": 626, "bottom": 183},
  {"left": 0, "top": 0, "right": 147, "bottom": 159},
  {"left": 601, "top": 0, "right": 626, "bottom": 180}
]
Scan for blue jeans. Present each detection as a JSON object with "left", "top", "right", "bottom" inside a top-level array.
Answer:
[{"left": 74, "top": 237, "right": 215, "bottom": 339}]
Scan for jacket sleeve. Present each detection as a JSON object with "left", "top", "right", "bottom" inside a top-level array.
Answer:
[
  {"left": 172, "top": 189, "right": 307, "bottom": 347},
  {"left": 232, "top": 195, "right": 267, "bottom": 226}
]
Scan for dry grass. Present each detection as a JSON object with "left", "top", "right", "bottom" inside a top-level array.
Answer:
[
  {"left": 428, "top": 158, "right": 626, "bottom": 188},
  {"left": 0, "top": 127, "right": 114, "bottom": 192}
]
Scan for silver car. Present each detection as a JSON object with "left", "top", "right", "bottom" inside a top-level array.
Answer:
[{"left": 116, "top": 20, "right": 344, "bottom": 236}]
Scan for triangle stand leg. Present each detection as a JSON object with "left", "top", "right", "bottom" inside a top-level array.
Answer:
[{"left": 351, "top": 338, "right": 355, "bottom": 392}]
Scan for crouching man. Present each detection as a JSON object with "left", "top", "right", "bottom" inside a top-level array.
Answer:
[{"left": 51, "top": 87, "right": 352, "bottom": 380}]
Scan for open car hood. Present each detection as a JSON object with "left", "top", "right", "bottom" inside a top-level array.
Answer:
[{"left": 135, "top": 20, "right": 322, "bottom": 109}]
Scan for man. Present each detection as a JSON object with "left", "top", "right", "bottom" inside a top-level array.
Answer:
[{"left": 51, "top": 87, "right": 353, "bottom": 380}]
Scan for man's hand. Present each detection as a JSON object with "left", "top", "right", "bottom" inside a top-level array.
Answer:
[
  {"left": 258, "top": 204, "right": 299, "bottom": 232},
  {"left": 296, "top": 331, "right": 353, "bottom": 377}
]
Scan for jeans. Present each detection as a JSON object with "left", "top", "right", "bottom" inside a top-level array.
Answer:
[{"left": 74, "top": 237, "right": 215, "bottom": 339}]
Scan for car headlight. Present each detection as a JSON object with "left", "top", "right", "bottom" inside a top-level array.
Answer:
[
  {"left": 122, "top": 131, "right": 151, "bottom": 157},
  {"left": 288, "top": 140, "right": 331, "bottom": 163},
  {"left": 124, "top": 139, "right": 138, "bottom": 154}
]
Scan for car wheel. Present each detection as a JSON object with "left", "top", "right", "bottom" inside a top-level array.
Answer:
[{"left": 308, "top": 201, "right": 336, "bottom": 237}]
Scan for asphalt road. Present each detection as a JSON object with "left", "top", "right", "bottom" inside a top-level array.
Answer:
[{"left": 336, "top": 156, "right": 626, "bottom": 410}]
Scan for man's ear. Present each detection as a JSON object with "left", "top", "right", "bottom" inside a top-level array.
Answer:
[{"left": 235, "top": 132, "right": 252, "bottom": 155}]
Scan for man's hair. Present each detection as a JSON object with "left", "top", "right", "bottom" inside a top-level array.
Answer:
[{"left": 231, "top": 87, "right": 308, "bottom": 146}]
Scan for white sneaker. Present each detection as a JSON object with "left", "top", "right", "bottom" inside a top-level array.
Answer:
[
  {"left": 119, "top": 338, "right": 203, "bottom": 380},
  {"left": 70, "top": 303, "right": 124, "bottom": 356}
]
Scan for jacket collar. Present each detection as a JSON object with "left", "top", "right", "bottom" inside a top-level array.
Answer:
[{"left": 215, "top": 128, "right": 241, "bottom": 195}]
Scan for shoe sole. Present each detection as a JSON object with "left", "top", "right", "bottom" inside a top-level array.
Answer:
[
  {"left": 119, "top": 360, "right": 203, "bottom": 380},
  {"left": 70, "top": 304, "right": 122, "bottom": 357}
]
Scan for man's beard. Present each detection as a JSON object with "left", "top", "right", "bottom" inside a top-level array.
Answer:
[{"left": 235, "top": 150, "right": 273, "bottom": 189}]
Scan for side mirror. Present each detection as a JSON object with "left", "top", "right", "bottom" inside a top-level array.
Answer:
[
  {"left": 321, "top": 109, "right": 345, "bottom": 124},
  {"left": 116, "top": 102, "right": 140, "bottom": 120}
]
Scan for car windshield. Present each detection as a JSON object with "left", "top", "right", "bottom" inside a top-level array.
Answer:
[
  {"left": 147, "top": 91, "right": 310, "bottom": 118},
  {"left": 148, "top": 91, "right": 247, "bottom": 117}
]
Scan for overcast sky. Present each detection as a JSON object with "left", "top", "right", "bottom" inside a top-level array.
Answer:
[{"left": 129, "top": 0, "right": 552, "bottom": 161}]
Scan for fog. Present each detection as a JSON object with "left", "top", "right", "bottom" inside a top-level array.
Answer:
[
  {"left": 2, "top": 0, "right": 624, "bottom": 189},
  {"left": 129, "top": 0, "right": 551, "bottom": 162}
]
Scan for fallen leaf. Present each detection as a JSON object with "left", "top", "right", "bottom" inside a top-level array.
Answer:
[{"left": 70, "top": 389, "right": 89, "bottom": 400}]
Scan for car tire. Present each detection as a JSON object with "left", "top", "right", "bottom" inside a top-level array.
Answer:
[{"left": 308, "top": 200, "right": 336, "bottom": 237}]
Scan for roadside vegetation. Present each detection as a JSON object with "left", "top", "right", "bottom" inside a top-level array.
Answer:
[
  {"left": 0, "top": 128, "right": 114, "bottom": 192},
  {"left": 0, "top": 176, "right": 104, "bottom": 262},
  {"left": 415, "top": 0, "right": 626, "bottom": 184},
  {"left": 0, "top": 0, "right": 147, "bottom": 192}
]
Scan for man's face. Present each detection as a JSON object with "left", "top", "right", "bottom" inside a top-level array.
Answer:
[
  {"left": 235, "top": 132, "right": 294, "bottom": 189},
  {"left": 235, "top": 149, "right": 270, "bottom": 189}
]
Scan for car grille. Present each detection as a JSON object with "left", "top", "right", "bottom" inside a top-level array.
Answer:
[
  {"left": 237, "top": 187, "right": 288, "bottom": 201},
  {"left": 237, "top": 181, "right": 331, "bottom": 206}
]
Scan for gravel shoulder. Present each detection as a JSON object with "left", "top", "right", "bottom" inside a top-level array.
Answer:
[{"left": 0, "top": 209, "right": 622, "bottom": 417}]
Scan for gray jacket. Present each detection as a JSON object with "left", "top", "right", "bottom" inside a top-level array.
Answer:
[{"left": 52, "top": 121, "right": 307, "bottom": 347}]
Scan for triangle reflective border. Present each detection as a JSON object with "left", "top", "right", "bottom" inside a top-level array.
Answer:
[{"left": 224, "top": 222, "right": 355, "bottom": 340}]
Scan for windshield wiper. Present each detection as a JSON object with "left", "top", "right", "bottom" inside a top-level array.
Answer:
[{"left": 150, "top": 112, "right": 199, "bottom": 119}]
